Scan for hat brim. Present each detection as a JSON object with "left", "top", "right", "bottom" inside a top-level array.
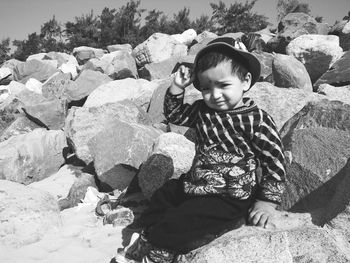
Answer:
[{"left": 193, "top": 42, "right": 261, "bottom": 91}]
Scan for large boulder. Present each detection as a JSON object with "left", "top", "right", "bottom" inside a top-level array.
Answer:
[
  {"left": 286, "top": 34, "right": 343, "bottom": 84},
  {"left": 179, "top": 219, "right": 350, "bottom": 262},
  {"left": 83, "top": 78, "right": 158, "bottom": 110},
  {"left": 139, "top": 55, "right": 195, "bottom": 81},
  {"left": 138, "top": 132, "right": 195, "bottom": 199},
  {"left": 72, "top": 46, "right": 105, "bottom": 65},
  {"left": 65, "top": 100, "right": 152, "bottom": 164},
  {"left": 188, "top": 32, "right": 217, "bottom": 56},
  {"left": 246, "top": 82, "right": 323, "bottom": 130},
  {"left": 107, "top": 43, "right": 133, "bottom": 53},
  {"left": 314, "top": 50, "right": 350, "bottom": 88},
  {"left": 0, "top": 180, "right": 61, "bottom": 247},
  {"left": 316, "top": 84, "right": 350, "bottom": 105},
  {"left": 280, "top": 100, "right": 350, "bottom": 212},
  {"left": 41, "top": 72, "right": 73, "bottom": 100},
  {"left": 268, "top": 13, "right": 329, "bottom": 53},
  {"left": 329, "top": 20, "right": 350, "bottom": 51},
  {"left": 252, "top": 51, "right": 274, "bottom": 82},
  {"left": 65, "top": 69, "right": 113, "bottom": 102},
  {"left": 0, "top": 128, "right": 67, "bottom": 184},
  {"left": 171, "top": 29, "right": 197, "bottom": 46},
  {"left": 84, "top": 50, "right": 138, "bottom": 80},
  {"left": 13, "top": 59, "right": 58, "bottom": 83},
  {"left": 0, "top": 115, "right": 40, "bottom": 142},
  {"left": 272, "top": 53, "right": 312, "bottom": 91},
  {"left": 133, "top": 33, "right": 188, "bottom": 67},
  {"left": 87, "top": 119, "right": 163, "bottom": 190}
]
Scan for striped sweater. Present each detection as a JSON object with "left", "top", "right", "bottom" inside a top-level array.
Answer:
[{"left": 164, "top": 89, "right": 286, "bottom": 204}]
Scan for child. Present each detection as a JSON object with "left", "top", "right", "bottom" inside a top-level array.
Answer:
[{"left": 115, "top": 37, "right": 286, "bottom": 263}]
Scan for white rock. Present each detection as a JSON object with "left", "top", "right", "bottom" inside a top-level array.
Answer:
[
  {"left": 84, "top": 78, "right": 158, "bottom": 108},
  {"left": 172, "top": 29, "right": 197, "bottom": 45},
  {"left": 0, "top": 67, "right": 12, "bottom": 79},
  {"left": 25, "top": 78, "right": 43, "bottom": 94},
  {"left": 342, "top": 21, "right": 350, "bottom": 34}
]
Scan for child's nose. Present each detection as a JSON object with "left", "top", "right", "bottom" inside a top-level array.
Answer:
[{"left": 211, "top": 88, "right": 222, "bottom": 99}]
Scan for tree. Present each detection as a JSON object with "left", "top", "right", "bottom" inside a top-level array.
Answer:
[
  {"left": 140, "top": 9, "right": 165, "bottom": 40},
  {"left": 191, "top": 15, "right": 215, "bottom": 34},
  {"left": 168, "top": 7, "right": 192, "bottom": 34},
  {"left": 40, "top": 16, "right": 67, "bottom": 52},
  {"left": 99, "top": 7, "right": 118, "bottom": 47},
  {"left": 277, "top": 0, "right": 311, "bottom": 22},
  {"left": 65, "top": 10, "right": 100, "bottom": 50},
  {"left": 12, "top": 33, "right": 41, "bottom": 61},
  {"left": 0, "top": 38, "right": 11, "bottom": 65},
  {"left": 210, "top": 0, "right": 270, "bottom": 35}
]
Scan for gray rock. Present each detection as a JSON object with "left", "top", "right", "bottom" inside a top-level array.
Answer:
[
  {"left": 13, "top": 59, "right": 58, "bottom": 83},
  {"left": 65, "top": 100, "right": 153, "bottom": 165},
  {"left": 0, "top": 115, "right": 40, "bottom": 142},
  {"left": 139, "top": 55, "right": 195, "bottom": 81},
  {"left": 316, "top": 84, "right": 350, "bottom": 105},
  {"left": 286, "top": 34, "right": 343, "bottom": 84},
  {"left": 314, "top": 50, "right": 350, "bottom": 88},
  {"left": 88, "top": 119, "right": 162, "bottom": 191},
  {"left": 41, "top": 72, "right": 72, "bottom": 100},
  {"left": 133, "top": 33, "right": 188, "bottom": 67},
  {"left": 138, "top": 132, "right": 195, "bottom": 199},
  {"left": 272, "top": 53, "right": 312, "bottom": 91},
  {"left": 0, "top": 180, "right": 61, "bottom": 247},
  {"left": 280, "top": 100, "right": 350, "bottom": 212},
  {"left": 65, "top": 69, "right": 113, "bottom": 102},
  {"left": 252, "top": 51, "right": 274, "bottom": 82},
  {"left": 72, "top": 46, "right": 105, "bottom": 65},
  {"left": 246, "top": 82, "right": 323, "bottom": 130},
  {"left": 107, "top": 43, "right": 133, "bottom": 54},
  {"left": 0, "top": 128, "right": 67, "bottom": 184}
]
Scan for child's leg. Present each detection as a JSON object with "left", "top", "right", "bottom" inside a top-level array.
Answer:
[{"left": 146, "top": 195, "right": 252, "bottom": 254}]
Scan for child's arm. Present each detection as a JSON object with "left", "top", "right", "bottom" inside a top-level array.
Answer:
[
  {"left": 164, "top": 65, "right": 201, "bottom": 127},
  {"left": 248, "top": 112, "right": 286, "bottom": 228}
]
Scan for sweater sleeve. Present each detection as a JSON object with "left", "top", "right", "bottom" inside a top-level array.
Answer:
[
  {"left": 251, "top": 111, "right": 286, "bottom": 204},
  {"left": 163, "top": 88, "right": 201, "bottom": 128}
]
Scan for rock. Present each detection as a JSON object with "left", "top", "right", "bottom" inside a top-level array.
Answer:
[
  {"left": 255, "top": 27, "right": 276, "bottom": 43},
  {"left": 29, "top": 165, "right": 97, "bottom": 210},
  {"left": 171, "top": 29, "right": 197, "bottom": 45},
  {"left": 272, "top": 53, "right": 312, "bottom": 91},
  {"left": 0, "top": 67, "right": 12, "bottom": 84},
  {"left": 1, "top": 58, "right": 22, "bottom": 71},
  {"left": 314, "top": 50, "right": 350, "bottom": 88},
  {"left": 133, "top": 33, "right": 188, "bottom": 67},
  {"left": 286, "top": 34, "right": 343, "bottom": 84},
  {"left": 83, "top": 78, "right": 158, "bottom": 110},
  {"left": 221, "top": 32, "right": 245, "bottom": 39},
  {"left": 25, "top": 77, "right": 43, "bottom": 94},
  {"left": 188, "top": 34, "right": 217, "bottom": 56},
  {"left": 252, "top": 51, "right": 274, "bottom": 82},
  {"left": 329, "top": 20, "right": 350, "bottom": 51},
  {"left": 192, "top": 31, "right": 218, "bottom": 45},
  {"left": 84, "top": 50, "right": 138, "bottom": 80},
  {"left": 138, "top": 55, "right": 195, "bottom": 81},
  {"left": 45, "top": 51, "right": 79, "bottom": 68},
  {"left": 13, "top": 59, "right": 58, "bottom": 83},
  {"left": 316, "top": 84, "right": 350, "bottom": 105},
  {"left": 246, "top": 82, "right": 323, "bottom": 130},
  {"left": 107, "top": 43, "right": 133, "bottom": 53},
  {"left": 72, "top": 46, "right": 105, "bottom": 65},
  {"left": 241, "top": 33, "right": 267, "bottom": 52},
  {"left": 0, "top": 128, "right": 67, "bottom": 184},
  {"left": 5, "top": 80, "right": 27, "bottom": 95},
  {"left": 41, "top": 72, "right": 72, "bottom": 100},
  {"left": 0, "top": 180, "right": 61, "bottom": 247},
  {"left": 88, "top": 119, "right": 162, "bottom": 190},
  {"left": 65, "top": 69, "right": 113, "bottom": 102},
  {"left": 179, "top": 222, "right": 350, "bottom": 262},
  {"left": 65, "top": 100, "right": 152, "bottom": 164},
  {"left": 268, "top": 13, "right": 330, "bottom": 53},
  {"left": 280, "top": 100, "right": 350, "bottom": 212},
  {"left": 147, "top": 77, "right": 173, "bottom": 123},
  {"left": 138, "top": 132, "right": 195, "bottom": 199},
  {"left": 0, "top": 115, "right": 41, "bottom": 142}
]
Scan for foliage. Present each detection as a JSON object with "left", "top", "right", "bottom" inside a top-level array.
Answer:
[
  {"left": 12, "top": 33, "right": 41, "bottom": 61},
  {"left": 191, "top": 15, "right": 215, "bottom": 34},
  {"left": 40, "top": 16, "right": 67, "bottom": 52},
  {"left": 210, "top": 0, "right": 270, "bottom": 35},
  {"left": 277, "top": 0, "right": 311, "bottom": 22},
  {"left": 0, "top": 38, "right": 11, "bottom": 65},
  {"left": 65, "top": 11, "right": 100, "bottom": 50}
]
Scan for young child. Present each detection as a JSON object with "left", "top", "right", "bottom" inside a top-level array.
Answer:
[{"left": 115, "top": 37, "right": 286, "bottom": 263}]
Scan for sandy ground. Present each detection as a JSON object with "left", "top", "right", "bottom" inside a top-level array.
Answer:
[{"left": 0, "top": 203, "right": 128, "bottom": 263}]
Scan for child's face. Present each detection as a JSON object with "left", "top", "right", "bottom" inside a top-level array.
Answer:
[{"left": 197, "top": 60, "right": 251, "bottom": 111}]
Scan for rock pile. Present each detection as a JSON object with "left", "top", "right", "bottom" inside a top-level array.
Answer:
[{"left": 1, "top": 15, "right": 350, "bottom": 262}]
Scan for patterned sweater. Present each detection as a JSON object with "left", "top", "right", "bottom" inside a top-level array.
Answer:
[{"left": 164, "top": 89, "right": 286, "bottom": 204}]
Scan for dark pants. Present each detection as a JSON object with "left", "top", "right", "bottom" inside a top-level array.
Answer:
[{"left": 140, "top": 177, "right": 254, "bottom": 254}]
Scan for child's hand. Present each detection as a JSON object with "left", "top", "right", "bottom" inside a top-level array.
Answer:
[
  {"left": 170, "top": 65, "right": 193, "bottom": 94},
  {"left": 248, "top": 200, "right": 278, "bottom": 229}
]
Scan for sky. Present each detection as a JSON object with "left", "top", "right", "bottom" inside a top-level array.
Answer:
[{"left": 0, "top": 0, "right": 349, "bottom": 42}]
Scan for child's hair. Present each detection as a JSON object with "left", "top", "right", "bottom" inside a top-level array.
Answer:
[{"left": 193, "top": 48, "right": 250, "bottom": 89}]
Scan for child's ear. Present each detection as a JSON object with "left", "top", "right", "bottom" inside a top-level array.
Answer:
[{"left": 243, "top": 72, "right": 252, "bottom": 92}]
